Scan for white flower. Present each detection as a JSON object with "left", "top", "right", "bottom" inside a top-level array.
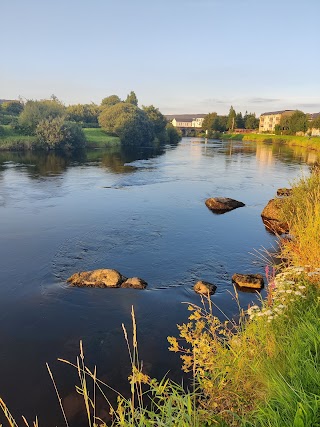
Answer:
[
  {"left": 286, "top": 290, "right": 293, "bottom": 294},
  {"left": 298, "top": 285, "right": 306, "bottom": 290},
  {"left": 294, "top": 291, "right": 302, "bottom": 296}
]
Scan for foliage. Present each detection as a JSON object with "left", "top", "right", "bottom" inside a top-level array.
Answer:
[
  {"left": 311, "top": 116, "right": 320, "bottom": 130},
  {"left": 125, "top": 91, "right": 138, "bottom": 106},
  {"left": 142, "top": 105, "right": 167, "bottom": 142},
  {"left": 279, "top": 110, "right": 308, "bottom": 135},
  {"left": 66, "top": 103, "right": 99, "bottom": 125},
  {"left": 165, "top": 123, "right": 182, "bottom": 144},
  {"left": 202, "top": 112, "right": 227, "bottom": 134},
  {"left": 235, "top": 112, "right": 244, "bottom": 129},
  {"left": 0, "top": 125, "right": 5, "bottom": 136},
  {"left": 35, "top": 117, "right": 86, "bottom": 150},
  {"left": 0, "top": 100, "right": 24, "bottom": 116},
  {"left": 101, "top": 95, "right": 122, "bottom": 108},
  {"left": 227, "top": 105, "right": 236, "bottom": 131},
  {"left": 18, "top": 99, "right": 66, "bottom": 135},
  {"left": 99, "top": 102, "right": 154, "bottom": 146},
  {"left": 244, "top": 112, "right": 259, "bottom": 129}
]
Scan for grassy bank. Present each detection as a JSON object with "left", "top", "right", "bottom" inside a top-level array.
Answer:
[
  {"left": 0, "top": 125, "right": 37, "bottom": 150},
  {"left": 221, "top": 132, "right": 320, "bottom": 151},
  {"left": 83, "top": 128, "right": 120, "bottom": 148},
  {"left": 0, "top": 126, "right": 120, "bottom": 151}
]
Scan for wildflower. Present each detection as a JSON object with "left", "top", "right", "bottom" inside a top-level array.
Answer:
[
  {"left": 294, "top": 291, "right": 302, "bottom": 296},
  {"left": 286, "top": 289, "right": 293, "bottom": 294},
  {"left": 298, "top": 285, "right": 306, "bottom": 290}
]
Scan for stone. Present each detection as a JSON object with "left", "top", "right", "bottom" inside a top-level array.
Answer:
[
  {"left": 121, "top": 277, "right": 148, "bottom": 289},
  {"left": 193, "top": 280, "right": 217, "bottom": 295},
  {"left": 67, "top": 269, "right": 126, "bottom": 288},
  {"left": 205, "top": 197, "right": 245, "bottom": 214},
  {"left": 277, "top": 188, "right": 292, "bottom": 197},
  {"left": 232, "top": 273, "right": 264, "bottom": 290},
  {"left": 261, "top": 198, "right": 289, "bottom": 234}
]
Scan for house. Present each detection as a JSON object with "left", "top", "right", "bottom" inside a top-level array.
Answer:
[
  {"left": 259, "top": 110, "right": 294, "bottom": 133},
  {"left": 165, "top": 114, "right": 205, "bottom": 129}
]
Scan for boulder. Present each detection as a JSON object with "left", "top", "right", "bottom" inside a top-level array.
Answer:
[
  {"left": 67, "top": 269, "right": 126, "bottom": 288},
  {"left": 232, "top": 273, "right": 264, "bottom": 290},
  {"left": 261, "top": 198, "right": 289, "bottom": 234},
  {"left": 121, "top": 277, "right": 148, "bottom": 289},
  {"left": 194, "top": 280, "right": 217, "bottom": 295},
  {"left": 205, "top": 197, "right": 245, "bottom": 214},
  {"left": 277, "top": 188, "right": 292, "bottom": 197}
]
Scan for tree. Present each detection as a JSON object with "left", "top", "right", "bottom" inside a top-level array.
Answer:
[
  {"left": 227, "top": 106, "right": 236, "bottom": 131},
  {"left": 311, "top": 116, "right": 320, "bottom": 130},
  {"left": 66, "top": 103, "right": 99, "bottom": 125},
  {"left": 165, "top": 123, "right": 181, "bottom": 144},
  {"left": 35, "top": 116, "right": 86, "bottom": 150},
  {"left": 99, "top": 102, "right": 154, "bottom": 146},
  {"left": 18, "top": 99, "right": 66, "bottom": 134},
  {"left": 235, "top": 112, "right": 245, "bottom": 129},
  {"left": 244, "top": 113, "right": 259, "bottom": 129},
  {"left": 142, "top": 105, "right": 167, "bottom": 141},
  {"left": 101, "top": 95, "right": 122, "bottom": 108},
  {"left": 125, "top": 91, "right": 138, "bottom": 106},
  {"left": 202, "top": 112, "right": 227, "bottom": 133},
  {"left": 280, "top": 110, "right": 307, "bottom": 134},
  {"left": 1, "top": 101, "right": 24, "bottom": 116}
]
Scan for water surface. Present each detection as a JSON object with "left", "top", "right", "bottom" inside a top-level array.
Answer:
[{"left": 0, "top": 138, "right": 317, "bottom": 425}]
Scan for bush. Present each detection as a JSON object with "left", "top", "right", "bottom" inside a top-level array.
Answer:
[
  {"left": 35, "top": 117, "right": 86, "bottom": 150},
  {"left": 0, "top": 125, "right": 5, "bottom": 136}
]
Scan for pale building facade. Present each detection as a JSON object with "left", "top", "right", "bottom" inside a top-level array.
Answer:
[
  {"left": 259, "top": 110, "right": 294, "bottom": 133},
  {"left": 167, "top": 114, "right": 205, "bottom": 129}
]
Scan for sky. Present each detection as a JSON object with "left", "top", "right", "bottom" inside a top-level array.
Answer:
[{"left": 1, "top": 0, "right": 320, "bottom": 116}]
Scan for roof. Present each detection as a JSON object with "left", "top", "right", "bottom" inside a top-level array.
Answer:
[
  {"left": 165, "top": 114, "right": 206, "bottom": 122},
  {"left": 308, "top": 112, "right": 320, "bottom": 120},
  {"left": 260, "top": 110, "right": 294, "bottom": 116}
]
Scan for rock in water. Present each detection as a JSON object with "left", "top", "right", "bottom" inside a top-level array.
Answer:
[
  {"left": 67, "top": 269, "right": 126, "bottom": 288},
  {"left": 194, "top": 280, "right": 217, "bottom": 295},
  {"left": 121, "top": 277, "right": 148, "bottom": 289},
  {"left": 205, "top": 197, "right": 245, "bottom": 213},
  {"left": 232, "top": 273, "right": 264, "bottom": 289},
  {"left": 261, "top": 198, "right": 289, "bottom": 234}
]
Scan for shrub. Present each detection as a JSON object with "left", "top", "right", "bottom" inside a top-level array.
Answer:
[{"left": 35, "top": 117, "right": 86, "bottom": 150}]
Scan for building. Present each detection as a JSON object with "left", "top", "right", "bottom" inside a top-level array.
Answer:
[
  {"left": 165, "top": 114, "right": 205, "bottom": 129},
  {"left": 259, "top": 110, "right": 294, "bottom": 133}
]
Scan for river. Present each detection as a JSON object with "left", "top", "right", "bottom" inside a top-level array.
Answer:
[{"left": 0, "top": 138, "right": 317, "bottom": 426}]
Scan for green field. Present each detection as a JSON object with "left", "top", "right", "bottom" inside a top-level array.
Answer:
[
  {"left": 0, "top": 125, "right": 37, "bottom": 150},
  {"left": 83, "top": 128, "right": 120, "bottom": 147}
]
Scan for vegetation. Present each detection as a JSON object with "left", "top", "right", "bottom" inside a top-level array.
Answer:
[
  {"left": 0, "top": 92, "right": 180, "bottom": 151},
  {"left": 275, "top": 110, "right": 308, "bottom": 135},
  {"left": 83, "top": 128, "right": 120, "bottom": 147}
]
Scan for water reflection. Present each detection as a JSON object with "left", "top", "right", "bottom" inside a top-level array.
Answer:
[{"left": 0, "top": 145, "right": 167, "bottom": 179}]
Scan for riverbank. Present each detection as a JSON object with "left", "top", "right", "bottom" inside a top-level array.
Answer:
[
  {"left": 0, "top": 125, "right": 120, "bottom": 151},
  {"left": 221, "top": 132, "right": 320, "bottom": 151}
]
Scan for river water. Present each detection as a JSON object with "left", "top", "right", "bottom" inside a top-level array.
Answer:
[{"left": 0, "top": 138, "right": 317, "bottom": 425}]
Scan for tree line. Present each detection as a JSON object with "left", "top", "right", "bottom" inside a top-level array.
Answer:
[
  {"left": 0, "top": 92, "right": 181, "bottom": 150},
  {"left": 275, "top": 110, "right": 320, "bottom": 135},
  {"left": 202, "top": 106, "right": 259, "bottom": 137}
]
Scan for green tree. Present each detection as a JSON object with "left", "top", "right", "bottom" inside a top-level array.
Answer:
[
  {"left": 99, "top": 102, "right": 153, "bottom": 146},
  {"left": 244, "top": 113, "right": 259, "bottom": 129},
  {"left": 101, "top": 95, "right": 122, "bottom": 108},
  {"left": 202, "top": 113, "right": 227, "bottom": 133},
  {"left": 280, "top": 110, "right": 307, "bottom": 134},
  {"left": 142, "top": 105, "right": 167, "bottom": 142},
  {"left": 35, "top": 117, "right": 86, "bottom": 150},
  {"left": 235, "top": 112, "right": 245, "bottom": 129},
  {"left": 227, "top": 106, "right": 236, "bottom": 131},
  {"left": 311, "top": 116, "right": 320, "bottom": 130},
  {"left": 66, "top": 103, "right": 99, "bottom": 125},
  {"left": 18, "top": 99, "right": 66, "bottom": 134},
  {"left": 1, "top": 101, "right": 24, "bottom": 116},
  {"left": 125, "top": 91, "right": 138, "bottom": 106},
  {"left": 165, "top": 123, "right": 181, "bottom": 144}
]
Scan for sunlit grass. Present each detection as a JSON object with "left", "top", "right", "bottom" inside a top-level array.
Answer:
[{"left": 83, "top": 128, "right": 120, "bottom": 147}]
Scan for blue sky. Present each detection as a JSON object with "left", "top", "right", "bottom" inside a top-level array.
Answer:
[{"left": 1, "top": 0, "right": 320, "bottom": 115}]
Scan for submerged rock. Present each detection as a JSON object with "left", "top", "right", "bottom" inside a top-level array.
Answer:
[
  {"left": 121, "top": 277, "right": 148, "bottom": 289},
  {"left": 277, "top": 187, "right": 292, "bottom": 197},
  {"left": 67, "top": 269, "right": 126, "bottom": 288},
  {"left": 232, "top": 273, "right": 264, "bottom": 290},
  {"left": 205, "top": 197, "right": 245, "bottom": 214},
  {"left": 261, "top": 198, "right": 289, "bottom": 235},
  {"left": 194, "top": 280, "right": 217, "bottom": 295}
]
